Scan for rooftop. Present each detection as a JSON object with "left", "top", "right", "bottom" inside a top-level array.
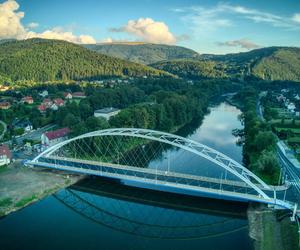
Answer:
[
  {"left": 95, "top": 107, "right": 120, "bottom": 114},
  {"left": 45, "top": 127, "right": 70, "bottom": 140},
  {"left": 0, "top": 145, "right": 12, "bottom": 159}
]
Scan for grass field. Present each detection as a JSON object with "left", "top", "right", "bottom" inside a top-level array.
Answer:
[
  {"left": 274, "top": 127, "right": 300, "bottom": 134},
  {"left": 271, "top": 119, "right": 300, "bottom": 126}
]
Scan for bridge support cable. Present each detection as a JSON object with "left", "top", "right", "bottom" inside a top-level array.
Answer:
[{"left": 31, "top": 128, "right": 281, "bottom": 202}]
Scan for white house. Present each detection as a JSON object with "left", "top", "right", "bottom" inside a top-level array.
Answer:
[
  {"left": 0, "top": 145, "right": 12, "bottom": 166},
  {"left": 287, "top": 103, "right": 296, "bottom": 112},
  {"left": 39, "top": 90, "right": 49, "bottom": 98},
  {"left": 41, "top": 127, "right": 70, "bottom": 147},
  {"left": 94, "top": 107, "right": 120, "bottom": 120}
]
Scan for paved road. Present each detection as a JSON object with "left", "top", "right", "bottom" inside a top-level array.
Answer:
[
  {"left": 278, "top": 144, "right": 300, "bottom": 204},
  {"left": 3, "top": 124, "right": 56, "bottom": 145},
  {"left": 0, "top": 120, "right": 7, "bottom": 140}
]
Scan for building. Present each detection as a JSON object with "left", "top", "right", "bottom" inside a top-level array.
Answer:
[
  {"left": 53, "top": 98, "right": 65, "bottom": 107},
  {"left": 39, "top": 90, "right": 48, "bottom": 98},
  {"left": 287, "top": 103, "right": 296, "bottom": 112},
  {"left": 21, "top": 96, "right": 34, "bottom": 104},
  {"left": 94, "top": 107, "right": 120, "bottom": 120},
  {"left": 41, "top": 127, "right": 70, "bottom": 147},
  {"left": 0, "top": 102, "right": 11, "bottom": 110},
  {"left": 14, "top": 119, "right": 33, "bottom": 132},
  {"left": 72, "top": 92, "right": 86, "bottom": 98},
  {"left": 0, "top": 145, "right": 12, "bottom": 166},
  {"left": 63, "top": 92, "right": 72, "bottom": 99},
  {"left": 51, "top": 103, "right": 59, "bottom": 111},
  {"left": 42, "top": 98, "right": 53, "bottom": 107},
  {"left": 38, "top": 104, "right": 47, "bottom": 113}
]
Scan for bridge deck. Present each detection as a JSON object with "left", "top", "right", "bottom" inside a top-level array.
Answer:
[{"left": 28, "top": 156, "right": 294, "bottom": 210}]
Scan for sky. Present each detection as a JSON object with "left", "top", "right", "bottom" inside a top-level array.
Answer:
[{"left": 0, "top": 0, "right": 300, "bottom": 54}]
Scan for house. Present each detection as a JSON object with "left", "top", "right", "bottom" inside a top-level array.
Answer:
[
  {"left": 63, "top": 92, "right": 72, "bottom": 99},
  {"left": 42, "top": 98, "right": 53, "bottom": 107},
  {"left": 38, "top": 104, "right": 47, "bottom": 113},
  {"left": 0, "top": 145, "right": 12, "bottom": 166},
  {"left": 72, "top": 92, "right": 86, "bottom": 98},
  {"left": 0, "top": 86, "right": 10, "bottom": 92},
  {"left": 0, "top": 102, "right": 11, "bottom": 110},
  {"left": 21, "top": 96, "right": 34, "bottom": 104},
  {"left": 41, "top": 127, "right": 70, "bottom": 147},
  {"left": 51, "top": 103, "right": 59, "bottom": 111},
  {"left": 53, "top": 98, "right": 65, "bottom": 107},
  {"left": 14, "top": 119, "right": 33, "bottom": 132},
  {"left": 287, "top": 103, "right": 296, "bottom": 112},
  {"left": 276, "top": 94, "right": 286, "bottom": 102},
  {"left": 39, "top": 90, "right": 48, "bottom": 98},
  {"left": 94, "top": 107, "right": 120, "bottom": 120}
]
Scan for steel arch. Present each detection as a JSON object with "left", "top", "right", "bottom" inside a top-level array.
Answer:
[{"left": 33, "top": 128, "right": 272, "bottom": 198}]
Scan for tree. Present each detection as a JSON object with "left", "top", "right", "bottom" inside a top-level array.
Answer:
[
  {"left": 62, "top": 113, "right": 79, "bottom": 128},
  {"left": 85, "top": 117, "right": 109, "bottom": 131},
  {"left": 255, "top": 150, "right": 279, "bottom": 176},
  {"left": 254, "top": 131, "right": 276, "bottom": 152}
]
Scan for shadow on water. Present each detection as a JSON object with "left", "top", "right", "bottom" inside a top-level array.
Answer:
[{"left": 54, "top": 177, "right": 250, "bottom": 240}]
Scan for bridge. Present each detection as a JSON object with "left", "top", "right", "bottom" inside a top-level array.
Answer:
[{"left": 26, "top": 128, "right": 298, "bottom": 215}]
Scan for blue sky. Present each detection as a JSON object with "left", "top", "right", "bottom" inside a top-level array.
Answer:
[{"left": 1, "top": 0, "right": 300, "bottom": 54}]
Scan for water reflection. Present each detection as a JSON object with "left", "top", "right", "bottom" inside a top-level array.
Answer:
[{"left": 56, "top": 178, "right": 249, "bottom": 241}]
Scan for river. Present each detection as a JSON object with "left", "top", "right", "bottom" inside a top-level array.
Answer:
[{"left": 0, "top": 101, "right": 254, "bottom": 250}]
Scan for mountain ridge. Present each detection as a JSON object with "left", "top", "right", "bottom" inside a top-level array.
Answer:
[{"left": 0, "top": 38, "right": 171, "bottom": 83}]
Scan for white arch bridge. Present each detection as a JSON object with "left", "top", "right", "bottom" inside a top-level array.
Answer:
[{"left": 27, "top": 128, "right": 297, "bottom": 213}]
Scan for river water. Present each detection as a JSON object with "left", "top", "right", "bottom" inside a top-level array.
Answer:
[{"left": 0, "top": 102, "right": 254, "bottom": 250}]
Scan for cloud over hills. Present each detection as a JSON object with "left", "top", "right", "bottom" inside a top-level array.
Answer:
[
  {"left": 0, "top": 0, "right": 96, "bottom": 44},
  {"left": 110, "top": 18, "right": 177, "bottom": 44},
  {"left": 217, "top": 39, "right": 260, "bottom": 50}
]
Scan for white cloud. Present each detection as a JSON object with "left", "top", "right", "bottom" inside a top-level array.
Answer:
[
  {"left": 27, "top": 22, "right": 39, "bottom": 29},
  {"left": 0, "top": 0, "right": 96, "bottom": 44},
  {"left": 176, "top": 3, "right": 300, "bottom": 33},
  {"left": 0, "top": 0, "right": 26, "bottom": 39},
  {"left": 217, "top": 39, "right": 260, "bottom": 50},
  {"left": 111, "top": 18, "right": 176, "bottom": 44},
  {"left": 292, "top": 13, "right": 300, "bottom": 23},
  {"left": 101, "top": 37, "right": 114, "bottom": 43},
  {"left": 26, "top": 28, "right": 96, "bottom": 44}
]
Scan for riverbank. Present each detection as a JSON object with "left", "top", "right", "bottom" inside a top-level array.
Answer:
[
  {"left": 0, "top": 160, "right": 84, "bottom": 217},
  {"left": 248, "top": 203, "right": 299, "bottom": 250}
]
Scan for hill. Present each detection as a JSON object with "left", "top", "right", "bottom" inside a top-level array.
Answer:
[
  {"left": 151, "top": 59, "right": 227, "bottom": 79},
  {"left": 0, "top": 39, "right": 169, "bottom": 83},
  {"left": 84, "top": 43, "right": 199, "bottom": 65},
  {"left": 152, "top": 47, "right": 300, "bottom": 81}
]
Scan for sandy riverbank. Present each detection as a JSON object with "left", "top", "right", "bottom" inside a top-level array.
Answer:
[{"left": 0, "top": 160, "right": 84, "bottom": 217}]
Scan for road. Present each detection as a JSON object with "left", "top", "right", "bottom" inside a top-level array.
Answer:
[
  {"left": 256, "top": 94, "right": 300, "bottom": 205},
  {"left": 3, "top": 124, "right": 56, "bottom": 145},
  {"left": 0, "top": 120, "right": 7, "bottom": 140}
]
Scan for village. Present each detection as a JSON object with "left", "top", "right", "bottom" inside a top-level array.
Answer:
[
  {"left": 0, "top": 81, "right": 126, "bottom": 166},
  {"left": 260, "top": 87, "right": 300, "bottom": 162}
]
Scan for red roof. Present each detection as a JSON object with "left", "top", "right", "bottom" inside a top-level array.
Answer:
[
  {"left": 72, "top": 92, "right": 86, "bottom": 97},
  {"left": 38, "top": 104, "right": 47, "bottom": 112},
  {"left": 0, "top": 145, "right": 12, "bottom": 159},
  {"left": 63, "top": 92, "right": 72, "bottom": 97},
  {"left": 53, "top": 98, "right": 65, "bottom": 106},
  {"left": 45, "top": 127, "right": 70, "bottom": 140},
  {"left": 0, "top": 102, "right": 10, "bottom": 106},
  {"left": 22, "top": 96, "right": 33, "bottom": 102}
]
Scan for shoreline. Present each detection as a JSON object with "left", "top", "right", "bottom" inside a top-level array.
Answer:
[{"left": 0, "top": 160, "right": 84, "bottom": 218}]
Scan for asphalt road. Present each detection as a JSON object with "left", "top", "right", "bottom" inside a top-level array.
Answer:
[
  {"left": 0, "top": 120, "right": 7, "bottom": 140},
  {"left": 3, "top": 124, "right": 56, "bottom": 146}
]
